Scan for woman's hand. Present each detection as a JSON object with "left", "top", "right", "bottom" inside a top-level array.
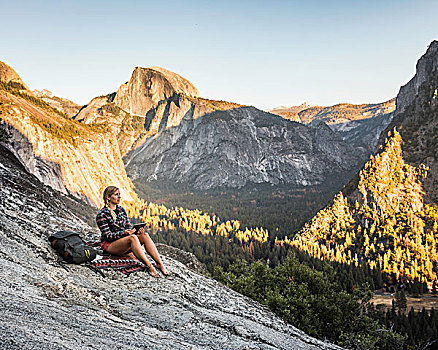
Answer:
[
  {"left": 125, "top": 228, "right": 135, "bottom": 235},
  {"left": 137, "top": 227, "right": 145, "bottom": 235}
]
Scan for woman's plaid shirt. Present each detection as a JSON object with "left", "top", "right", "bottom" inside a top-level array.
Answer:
[{"left": 96, "top": 205, "right": 132, "bottom": 242}]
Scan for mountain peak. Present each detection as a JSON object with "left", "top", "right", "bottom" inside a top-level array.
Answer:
[
  {"left": 300, "top": 101, "right": 313, "bottom": 108},
  {"left": 147, "top": 66, "right": 199, "bottom": 97},
  {"left": 429, "top": 40, "right": 438, "bottom": 49},
  {"left": 113, "top": 66, "right": 199, "bottom": 116},
  {"left": 396, "top": 40, "right": 438, "bottom": 115},
  {"left": 32, "top": 89, "right": 53, "bottom": 97},
  {"left": 0, "top": 61, "right": 29, "bottom": 90}
]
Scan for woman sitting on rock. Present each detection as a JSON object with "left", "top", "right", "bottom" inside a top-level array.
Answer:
[{"left": 96, "top": 185, "right": 168, "bottom": 278}]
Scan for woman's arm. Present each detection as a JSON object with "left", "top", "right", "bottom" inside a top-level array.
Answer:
[{"left": 96, "top": 211, "right": 127, "bottom": 241}]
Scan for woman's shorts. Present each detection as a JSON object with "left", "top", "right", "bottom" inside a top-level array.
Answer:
[{"left": 100, "top": 240, "right": 113, "bottom": 251}]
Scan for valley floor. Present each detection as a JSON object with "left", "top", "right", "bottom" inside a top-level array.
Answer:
[{"left": 372, "top": 292, "right": 438, "bottom": 311}]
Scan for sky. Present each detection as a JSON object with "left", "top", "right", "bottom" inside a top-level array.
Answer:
[{"left": 1, "top": 0, "right": 437, "bottom": 110}]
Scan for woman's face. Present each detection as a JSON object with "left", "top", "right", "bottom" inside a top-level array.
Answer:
[{"left": 108, "top": 189, "right": 121, "bottom": 205}]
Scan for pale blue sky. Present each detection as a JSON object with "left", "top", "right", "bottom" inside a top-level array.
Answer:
[{"left": 1, "top": 0, "right": 437, "bottom": 109}]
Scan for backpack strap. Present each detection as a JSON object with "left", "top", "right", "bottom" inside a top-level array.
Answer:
[
  {"left": 86, "top": 264, "right": 106, "bottom": 278},
  {"left": 56, "top": 255, "right": 70, "bottom": 271},
  {"left": 49, "top": 231, "right": 80, "bottom": 244}
]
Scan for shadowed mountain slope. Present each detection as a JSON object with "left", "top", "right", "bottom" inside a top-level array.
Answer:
[{"left": 124, "top": 106, "right": 367, "bottom": 190}]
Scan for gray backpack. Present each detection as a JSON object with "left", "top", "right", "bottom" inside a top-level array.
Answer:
[{"left": 49, "top": 231, "right": 96, "bottom": 264}]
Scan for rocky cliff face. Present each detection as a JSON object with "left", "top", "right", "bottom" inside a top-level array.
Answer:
[
  {"left": 73, "top": 94, "right": 146, "bottom": 156},
  {"left": 395, "top": 42, "right": 438, "bottom": 115},
  {"left": 141, "top": 94, "right": 242, "bottom": 136},
  {"left": 0, "top": 87, "right": 136, "bottom": 206},
  {"left": 381, "top": 40, "right": 438, "bottom": 203},
  {"left": 113, "top": 66, "right": 199, "bottom": 117},
  {"left": 329, "top": 111, "right": 393, "bottom": 152},
  {"left": 74, "top": 95, "right": 117, "bottom": 124},
  {"left": 125, "top": 106, "right": 367, "bottom": 190},
  {"left": 0, "top": 144, "right": 340, "bottom": 350}
]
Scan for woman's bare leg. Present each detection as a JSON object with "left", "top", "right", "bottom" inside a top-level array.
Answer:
[
  {"left": 137, "top": 231, "right": 169, "bottom": 275},
  {"left": 105, "top": 236, "right": 159, "bottom": 277}
]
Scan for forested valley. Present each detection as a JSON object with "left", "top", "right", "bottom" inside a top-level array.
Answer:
[{"left": 133, "top": 175, "right": 347, "bottom": 239}]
